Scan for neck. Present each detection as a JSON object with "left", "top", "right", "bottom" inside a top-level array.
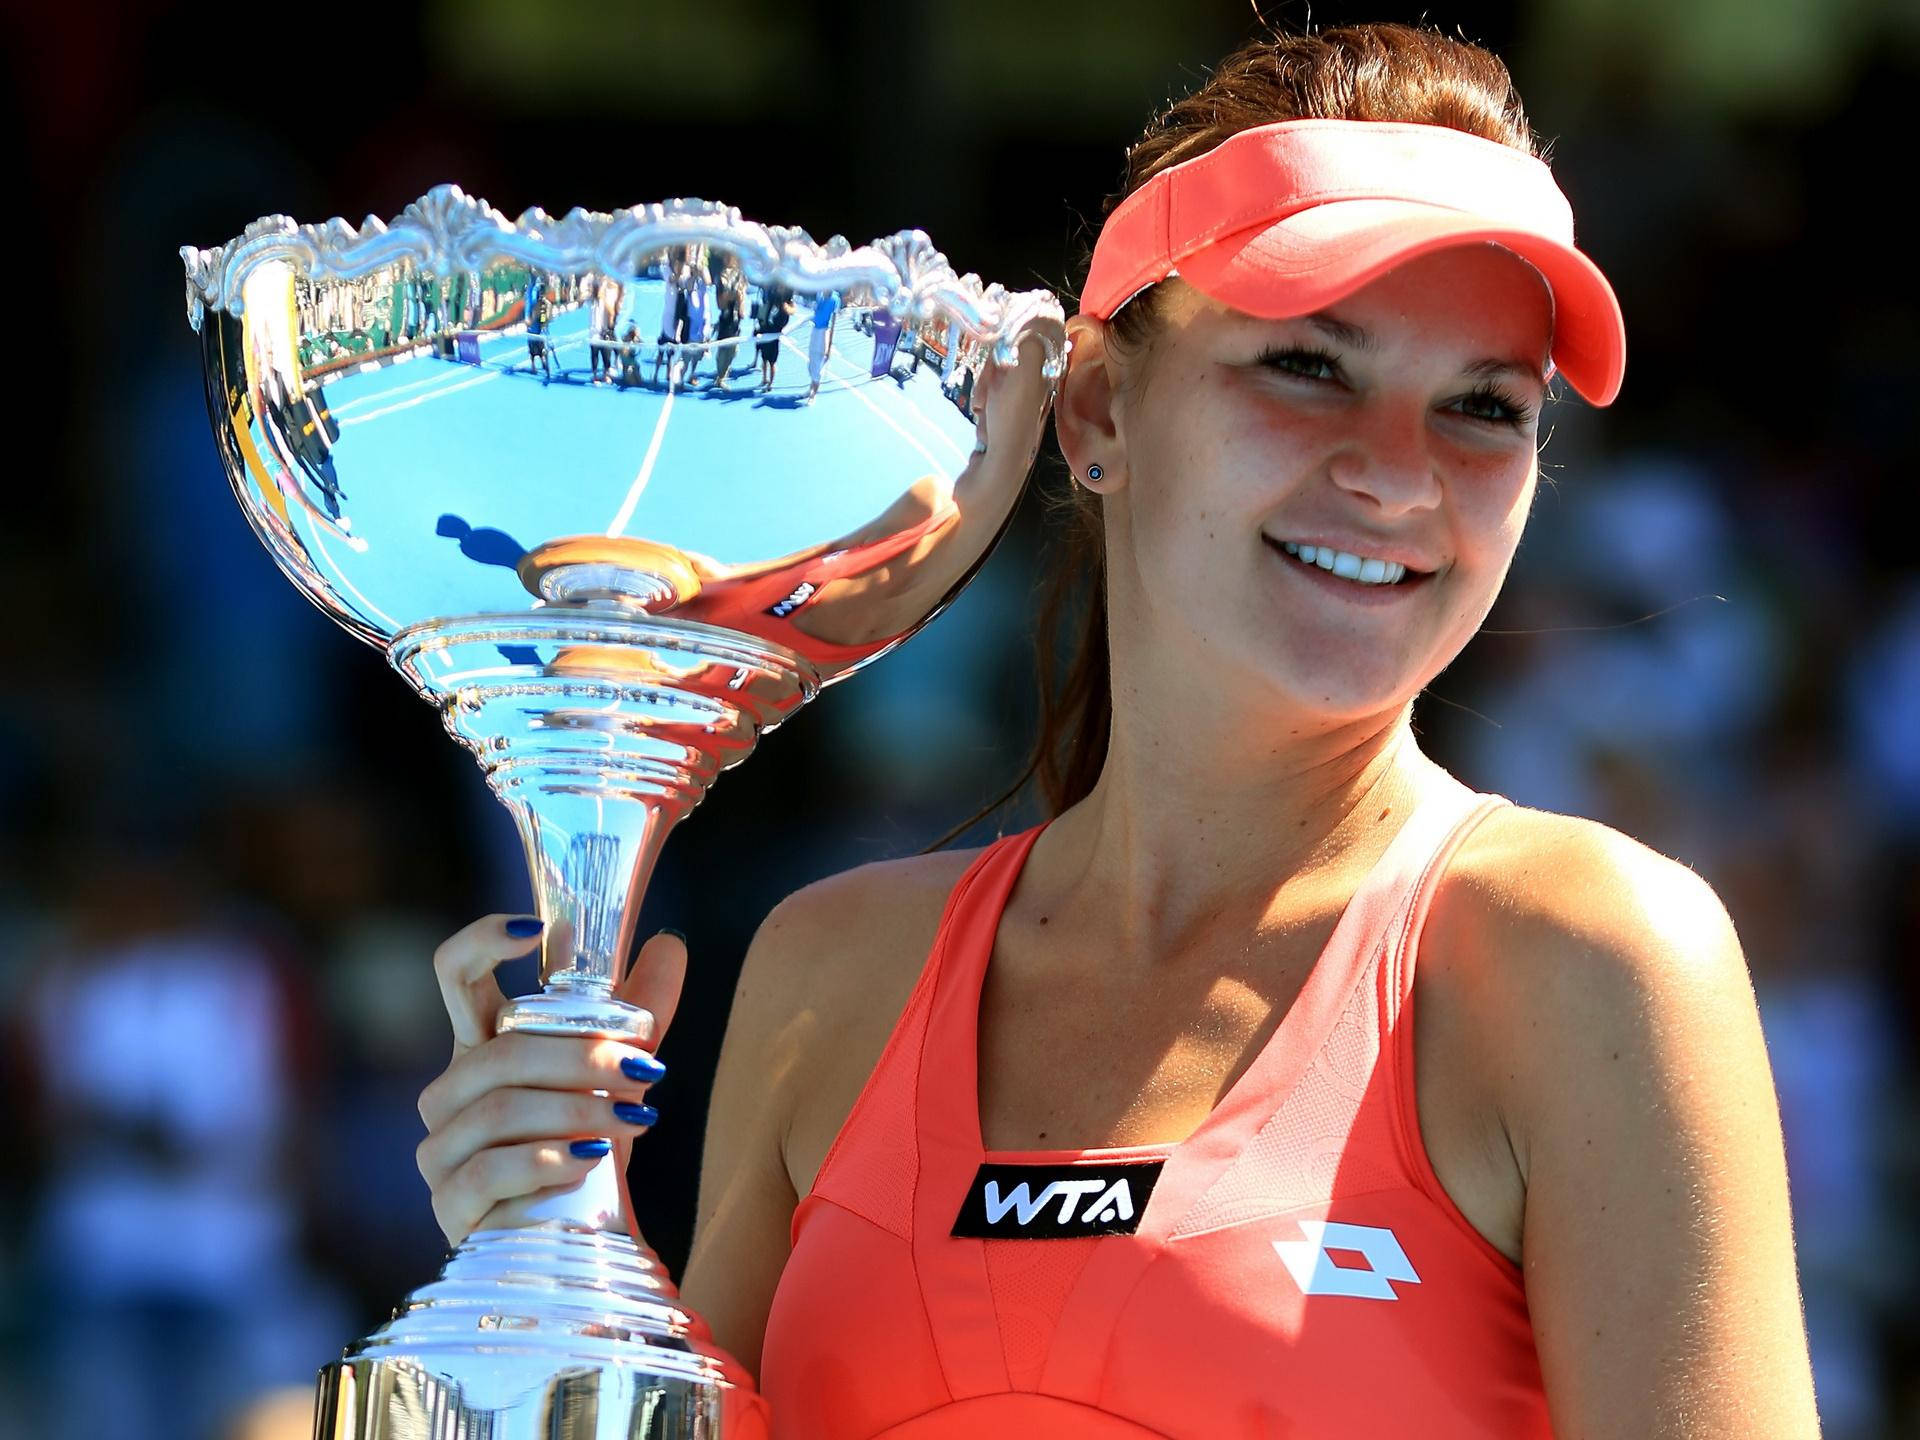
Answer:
[{"left": 1038, "top": 702, "right": 1439, "bottom": 970}]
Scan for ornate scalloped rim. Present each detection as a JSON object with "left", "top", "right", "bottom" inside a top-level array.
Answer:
[{"left": 181, "top": 183, "right": 1065, "bottom": 374}]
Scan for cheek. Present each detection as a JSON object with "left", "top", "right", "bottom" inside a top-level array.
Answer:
[
  {"left": 1444, "top": 463, "right": 1535, "bottom": 637},
  {"left": 1460, "top": 461, "right": 1535, "bottom": 559},
  {"left": 1132, "top": 388, "right": 1283, "bottom": 523}
]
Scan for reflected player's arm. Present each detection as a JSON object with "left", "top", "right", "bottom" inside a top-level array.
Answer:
[{"left": 678, "top": 892, "right": 824, "bottom": 1380}]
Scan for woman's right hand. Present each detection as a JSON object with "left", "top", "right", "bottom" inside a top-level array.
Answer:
[{"left": 414, "top": 915, "right": 688, "bottom": 1245}]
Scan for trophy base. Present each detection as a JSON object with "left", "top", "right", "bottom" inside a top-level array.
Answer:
[{"left": 315, "top": 1223, "right": 766, "bottom": 1439}]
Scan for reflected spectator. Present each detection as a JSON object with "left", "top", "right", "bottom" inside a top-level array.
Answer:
[
  {"left": 756, "top": 282, "right": 794, "bottom": 391},
  {"left": 683, "top": 258, "right": 711, "bottom": 385},
  {"left": 710, "top": 262, "right": 748, "bottom": 390},
  {"left": 590, "top": 277, "right": 621, "bottom": 384},
  {"left": 804, "top": 287, "right": 841, "bottom": 404},
  {"left": 619, "top": 318, "right": 642, "bottom": 388},
  {"left": 523, "top": 273, "right": 554, "bottom": 382},
  {"left": 653, "top": 253, "right": 688, "bottom": 387},
  {"left": 939, "top": 315, "right": 963, "bottom": 394}
]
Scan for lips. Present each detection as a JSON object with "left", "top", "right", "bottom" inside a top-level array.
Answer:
[
  {"left": 1261, "top": 532, "right": 1440, "bottom": 577},
  {"left": 1263, "top": 534, "right": 1436, "bottom": 599}
]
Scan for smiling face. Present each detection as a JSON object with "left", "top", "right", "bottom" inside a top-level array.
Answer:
[{"left": 1059, "top": 242, "right": 1554, "bottom": 731}]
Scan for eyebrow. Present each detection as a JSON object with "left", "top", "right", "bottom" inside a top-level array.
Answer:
[{"left": 1298, "top": 310, "right": 1548, "bottom": 385}]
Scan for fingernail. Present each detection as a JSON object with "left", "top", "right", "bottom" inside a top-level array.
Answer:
[
  {"left": 661, "top": 927, "right": 687, "bottom": 944},
  {"left": 569, "top": 1138, "right": 611, "bottom": 1158},
  {"left": 505, "top": 916, "right": 544, "bottom": 938},
  {"left": 613, "top": 1102, "right": 659, "bottom": 1127},
  {"left": 621, "top": 1053, "right": 667, "bottom": 1083}
]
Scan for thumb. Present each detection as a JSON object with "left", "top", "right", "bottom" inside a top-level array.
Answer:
[{"left": 618, "top": 928, "right": 688, "bottom": 1055}]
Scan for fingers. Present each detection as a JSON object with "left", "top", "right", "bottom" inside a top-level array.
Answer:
[
  {"left": 433, "top": 914, "right": 544, "bottom": 1052},
  {"left": 417, "top": 1080, "right": 661, "bottom": 1195},
  {"left": 429, "top": 1138, "right": 611, "bottom": 1246},
  {"left": 417, "top": 1031, "right": 661, "bottom": 1133},
  {"left": 417, "top": 924, "right": 689, "bottom": 1246},
  {"left": 619, "top": 929, "right": 688, "bottom": 1054}
]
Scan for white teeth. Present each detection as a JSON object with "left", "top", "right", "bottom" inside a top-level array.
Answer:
[{"left": 1278, "top": 539, "right": 1408, "bottom": 586}]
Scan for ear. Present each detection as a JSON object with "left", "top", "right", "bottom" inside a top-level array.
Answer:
[{"left": 1055, "top": 315, "right": 1126, "bottom": 492}]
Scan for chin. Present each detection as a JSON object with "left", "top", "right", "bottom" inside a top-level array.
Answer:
[{"left": 1243, "top": 666, "right": 1420, "bottom": 728}]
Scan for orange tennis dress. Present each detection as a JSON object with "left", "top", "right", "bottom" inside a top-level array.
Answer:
[{"left": 757, "top": 775, "right": 1554, "bottom": 1437}]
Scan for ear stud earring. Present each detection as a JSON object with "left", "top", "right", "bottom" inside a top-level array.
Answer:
[{"left": 1085, "top": 464, "right": 1104, "bottom": 483}]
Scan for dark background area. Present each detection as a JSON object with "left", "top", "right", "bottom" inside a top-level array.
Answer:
[{"left": 3, "top": 1, "right": 1917, "bottom": 1436}]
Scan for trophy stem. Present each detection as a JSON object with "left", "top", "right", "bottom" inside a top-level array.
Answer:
[
  {"left": 389, "top": 608, "right": 820, "bottom": 1235},
  {"left": 489, "top": 788, "right": 678, "bottom": 1235}
]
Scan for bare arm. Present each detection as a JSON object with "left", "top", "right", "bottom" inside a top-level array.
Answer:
[
  {"left": 679, "top": 893, "right": 821, "bottom": 1379},
  {"left": 1479, "top": 817, "right": 1820, "bottom": 1438}
]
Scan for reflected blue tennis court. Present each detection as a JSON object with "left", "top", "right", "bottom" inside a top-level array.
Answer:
[{"left": 294, "top": 278, "right": 980, "bottom": 633}]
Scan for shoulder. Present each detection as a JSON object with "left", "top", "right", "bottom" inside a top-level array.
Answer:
[
  {"left": 1437, "top": 802, "right": 1735, "bottom": 955},
  {"left": 728, "top": 843, "right": 988, "bottom": 1076},
  {"left": 724, "top": 844, "right": 989, "bottom": 1190},
  {"left": 1426, "top": 802, "right": 1756, "bottom": 1178},
  {"left": 747, "top": 844, "right": 985, "bottom": 987}
]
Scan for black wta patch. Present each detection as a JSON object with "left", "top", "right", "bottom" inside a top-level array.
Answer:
[
  {"left": 950, "top": 1159, "right": 1166, "bottom": 1240},
  {"left": 764, "top": 580, "right": 817, "bottom": 617}
]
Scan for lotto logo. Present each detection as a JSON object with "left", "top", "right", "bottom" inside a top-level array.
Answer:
[{"left": 1272, "top": 1220, "right": 1421, "bottom": 1300}]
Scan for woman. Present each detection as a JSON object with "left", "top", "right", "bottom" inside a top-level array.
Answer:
[{"left": 415, "top": 24, "right": 1818, "bottom": 1437}]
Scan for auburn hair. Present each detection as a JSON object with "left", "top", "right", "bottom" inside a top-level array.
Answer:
[{"left": 926, "top": 23, "right": 1543, "bottom": 851}]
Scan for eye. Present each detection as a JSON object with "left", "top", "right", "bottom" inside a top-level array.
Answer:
[
  {"left": 1254, "top": 344, "right": 1341, "bottom": 381},
  {"left": 1453, "top": 381, "right": 1536, "bottom": 428}
]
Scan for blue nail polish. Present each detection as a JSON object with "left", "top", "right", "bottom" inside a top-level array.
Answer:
[
  {"left": 569, "top": 1138, "right": 611, "bottom": 1158},
  {"left": 661, "top": 927, "right": 688, "bottom": 944},
  {"left": 614, "top": 1102, "right": 659, "bottom": 1127},
  {"left": 620, "top": 1053, "right": 666, "bottom": 1083},
  {"left": 505, "top": 916, "right": 545, "bottom": 938}
]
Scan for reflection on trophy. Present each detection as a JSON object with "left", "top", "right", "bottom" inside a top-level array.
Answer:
[{"left": 181, "top": 186, "right": 1065, "bottom": 1437}]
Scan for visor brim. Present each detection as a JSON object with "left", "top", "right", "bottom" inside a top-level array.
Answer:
[{"left": 1175, "top": 199, "right": 1626, "bottom": 407}]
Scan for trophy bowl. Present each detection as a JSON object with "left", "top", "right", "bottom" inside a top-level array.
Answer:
[{"left": 181, "top": 184, "right": 1066, "bottom": 1438}]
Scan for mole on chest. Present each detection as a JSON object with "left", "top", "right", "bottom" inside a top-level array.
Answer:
[{"left": 976, "top": 966, "right": 1297, "bottom": 1150}]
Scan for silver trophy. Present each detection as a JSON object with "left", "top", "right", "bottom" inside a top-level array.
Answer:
[{"left": 180, "top": 185, "right": 1065, "bottom": 1438}]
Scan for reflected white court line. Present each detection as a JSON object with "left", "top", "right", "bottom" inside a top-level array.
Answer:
[
  {"left": 340, "top": 368, "right": 503, "bottom": 427},
  {"left": 818, "top": 330, "right": 970, "bottom": 464},
  {"left": 290, "top": 475, "right": 405, "bottom": 634},
  {"left": 329, "top": 339, "right": 521, "bottom": 414},
  {"left": 605, "top": 383, "right": 679, "bottom": 538},
  {"left": 781, "top": 324, "right": 953, "bottom": 479}
]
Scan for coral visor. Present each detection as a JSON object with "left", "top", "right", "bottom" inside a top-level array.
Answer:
[{"left": 1081, "top": 119, "right": 1626, "bottom": 406}]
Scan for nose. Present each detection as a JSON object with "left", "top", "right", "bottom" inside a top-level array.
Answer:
[{"left": 1326, "top": 400, "right": 1442, "bottom": 517}]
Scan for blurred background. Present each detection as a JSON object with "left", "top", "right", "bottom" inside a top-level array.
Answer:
[{"left": 3, "top": 0, "right": 1917, "bottom": 1436}]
